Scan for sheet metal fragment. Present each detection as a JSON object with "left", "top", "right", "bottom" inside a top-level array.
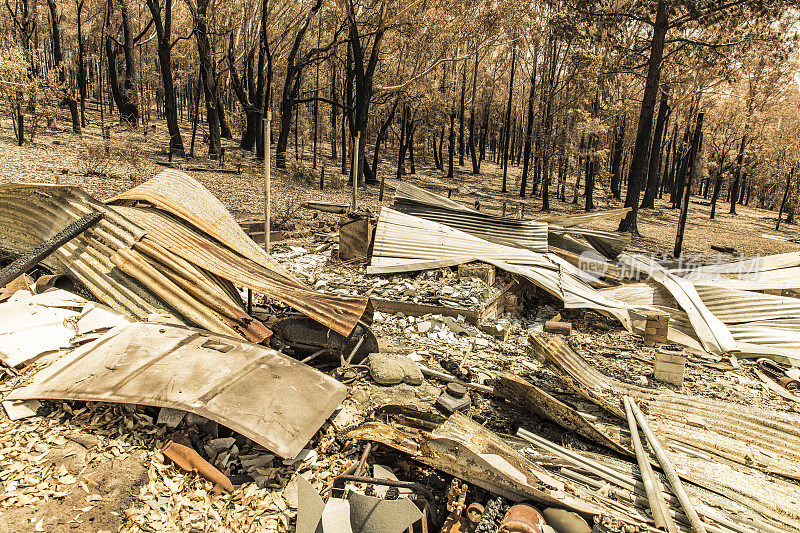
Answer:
[{"left": 6, "top": 322, "right": 347, "bottom": 458}]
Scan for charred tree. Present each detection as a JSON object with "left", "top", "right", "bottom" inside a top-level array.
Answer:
[
  {"left": 47, "top": 0, "right": 81, "bottom": 133},
  {"left": 275, "top": 0, "right": 323, "bottom": 167},
  {"left": 641, "top": 90, "right": 670, "bottom": 209},
  {"left": 776, "top": 167, "right": 795, "bottom": 230},
  {"left": 610, "top": 116, "right": 625, "bottom": 199},
  {"left": 501, "top": 44, "right": 516, "bottom": 193},
  {"left": 618, "top": 0, "right": 668, "bottom": 233},
  {"left": 145, "top": 0, "right": 185, "bottom": 155},
  {"left": 519, "top": 65, "right": 537, "bottom": 198},
  {"left": 468, "top": 52, "right": 480, "bottom": 174}
]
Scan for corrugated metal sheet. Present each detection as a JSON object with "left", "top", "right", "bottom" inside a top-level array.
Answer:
[
  {"left": 537, "top": 208, "right": 631, "bottom": 227},
  {"left": 115, "top": 206, "right": 367, "bottom": 337},
  {"left": 530, "top": 333, "right": 800, "bottom": 532},
  {"left": 0, "top": 181, "right": 363, "bottom": 340},
  {"left": 7, "top": 322, "right": 347, "bottom": 458},
  {"left": 108, "top": 169, "right": 298, "bottom": 284},
  {"left": 694, "top": 285, "right": 800, "bottom": 324},
  {"left": 393, "top": 182, "right": 477, "bottom": 212},
  {"left": 0, "top": 183, "right": 275, "bottom": 341},
  {"left": 393, "top": 199, "right": 549, "bottom": 252},
  {"left": 371, "top": 208, "right": 554, "bottom": 268},
  {"left": 369, "top": 207, "right": 631, "bottom": 327},
  {"left": 394, "top": 183, "right": 627, "bottom": 258},
  {"left": 621, "top": 255, "right": 737, "bottom": 355},
  {"left": 0, "top": 183, "right": 163, "bottom": 318}
]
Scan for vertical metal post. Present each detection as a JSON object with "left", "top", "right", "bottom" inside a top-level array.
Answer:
[
  {"left": 352, "top": 132, "right": 360, "bottom": 211},
  {"left": 264, "top": 112, "right": 272, "bottom": 253}
]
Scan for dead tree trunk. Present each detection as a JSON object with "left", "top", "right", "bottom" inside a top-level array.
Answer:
[
  {"left": 501, "top": 45, "right": 516, "bottom": 193},
  {"left": 76, "top": 0, "right": 87, "bottom": 127},
  {"left": 729, "top": 133, "right": 746, "bottom": 215},
  {"left": 397, "top": 104, "right": 407, "bottom": 178},
  {"left": 468, "top": 51, "right": 480, "bottom": 174},
  {"left": 47, "top": 0, "right": 81, "bottom": 133},
  {"left": 447, "top": 109, "right": 455, "bottom": 179},
  {"left": 618, "top": 0, "right": 668, "bottom": 232},
  {"left": 519, "top": 67, "right": 536, "bottom": 197},
  {"left": 372, "top": 100, "right": 397, "bottom": 185},
  {"left": 641, "top": 90, "right": 669, "bottom": 209},
  {"left": 191, "top": 0, "right": 221, "bottom": 158},
  {"left": 777, "top": 167, "right": 795, "bottom": 230},
  {"left": 709, "top": 157, "right": 724, "bottom": 220},
  {"left": 674, "top": 112, "right": 703, "bottom": 257},
  {"left": 458, "top": 57, "right": 466, "bottom": 167},
  {"left": 146, "top": 0, "right": 185, "bottom": 155}
]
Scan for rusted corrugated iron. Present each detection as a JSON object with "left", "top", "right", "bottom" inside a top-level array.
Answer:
[
  {"left": 114, "top": 205, "right": 367, "bottom": 337},
  {"left": 530, "top": 333, "right": 800, "bottom": 531},
  {"left": 0, "top": 183, "right": 272, "bottom": 342},
  {"left": 0, "top": 180, "right": 366, "bottom": 339},
  {"left": 107, "top": 169, "right": 298, "bottom": 283},
  {"left": 0, "top": 183, "right": 162, "bottom": 318}
]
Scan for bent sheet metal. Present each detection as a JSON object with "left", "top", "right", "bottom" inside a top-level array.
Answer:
[
  {"left": 6, "top": 322, "right": 347, "bottom": 458},
  {"left": 348, "top": 413, "right": 599, "bottom": 516}
]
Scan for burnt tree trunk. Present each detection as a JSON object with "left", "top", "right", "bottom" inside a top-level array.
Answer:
[
  {"left": 777, "top": 167, "right": 795, "bottom": 230},
  {"left": 618, "top": 0, "right": 668, "bottom": 232},
  {"left": 76, "top": 0, "right": 86, "bottom": 127},
  {"left": 501, "top": 45, "right": 516, "bottom": 193},
  {"left": 275, "top": 0, "right": 321, "bottom": 167},
  {"left": 192, "top": 0, "right": 221, "bottom": 158},
  {"left": 371, "top": 101, "right": 397, "bottom": 182},
  {"left": 641, "top": 90, "right": 669, "bottom": 208},
  {"left": 447, "top": 109, "right": 455, "bottom": 179},
  {"left": 397, "top": 104, "right": 407, "bottom": 178},
  {"left": 729, "top": 133, "right": 746, "bottom": 214},
  {"left": 330, "top": 47, "right": 338, "bottom": 160},
  {"left": 47, "top": 0, "right": 81, "bottom": 133},
  {"left": 709, "top": 156, "right": 725, "bottom": 220},
  {"left": 519, "top": 65, "right": 537, "bottom": 198},
  {"left": 146, "top": 0, "right": 185, "bottom": 155},
  {"left": 610, "top": 116, "right": 625, "bottom": 200},
  {"left": 458, "top": 57, "right": 466, "bottom": 167},
  {"left": 674, "top": 112, "right": 704, "bottom": 257}
]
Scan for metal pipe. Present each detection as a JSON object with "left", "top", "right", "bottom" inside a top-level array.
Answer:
[
  {"left": 343, "top": 335, "right": 365, "bottom": 366},
  {"left": 518, "top": 428, "right": 633, "bottom": 488},
  {"left": 628, "top": 399, "right": 708, "bottom": 533},
  {"left": 333, "top": 474, "right": 436, "bottom": 505},
  {"left": 625, "top": 396, "right": 677, "bottom": 533},
  {"left": 353, "top": 442, "right": 371, "bottom": 477},
  {"left": 418, "top": 364, "right": 493, "bottom": 394},
  {"left": 0, "top": 211, "right": 103, "bottom": 287}
]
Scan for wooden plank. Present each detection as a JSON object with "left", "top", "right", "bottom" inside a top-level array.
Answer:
[
  {"left": 480, "top": 279, "right": 520, "bottom": 320},
  {"left": 369, "top": 297, "right": 481, "bottom": 325},
  {"left": 366, "top": 257, "right": 475, "bottom": 275}
]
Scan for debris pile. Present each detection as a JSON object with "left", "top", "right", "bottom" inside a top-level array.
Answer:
[{"left": 1, "top": 177, "right": 799, "bottom": 532}]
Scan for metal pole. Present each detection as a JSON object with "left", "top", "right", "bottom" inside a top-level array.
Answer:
[
  {"left": 629, "top": 399, "right": 708, "bottom": 533},
  {"left": 264, "top": 112, "right": 271, "bottom": 253},
  {"left": 624, "top": 396, "right": 676, "bottom": 533},
  {"left": 351, "top": 132, "right": 360, "bottom": 211}
]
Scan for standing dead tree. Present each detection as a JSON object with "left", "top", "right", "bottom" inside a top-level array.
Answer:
[{"left": 46, "top": 0, "right": 81, "bottom": 133}]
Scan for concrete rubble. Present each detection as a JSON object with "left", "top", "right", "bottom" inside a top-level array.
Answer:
[{"left": 0, "top": 178, "right": 798, "bottom": 532}]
